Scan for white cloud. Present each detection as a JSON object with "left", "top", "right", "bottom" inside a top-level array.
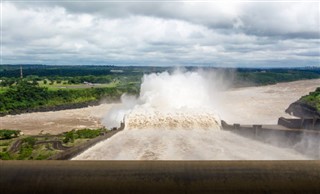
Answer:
[
  {"left": 2, "top": 1, "right": 319, "bottom": 67},
  {"left": 240, "top": 3, "right": 320, "bottom": 38}
]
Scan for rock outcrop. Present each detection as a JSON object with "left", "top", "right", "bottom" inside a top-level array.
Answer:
[{"left": 286, "top": 101, "right": 320, "bottom": 118}]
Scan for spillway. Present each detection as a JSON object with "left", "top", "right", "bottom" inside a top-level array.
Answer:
[
  {"left": 73, "top": 72, "right": 318, "bottom": 160},
  {"left": 73, "top": 108, "right": 308, "bottom": 160},
  {"left": 73, "top": 127, "right": 308, "bottom": 160}
]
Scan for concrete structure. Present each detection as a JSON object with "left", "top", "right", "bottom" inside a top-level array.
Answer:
[
  {"left": 278, "top": 117, "right": 320, "bottom": 130},
  {"left": 1, "top": 161, "right": 320, "bottom": 193},
  {"left": 221, "top": 120, "right": 320, "bottom": 159},
  {"left": 1, "top": 120, "right": 319, "bottom": 193}
]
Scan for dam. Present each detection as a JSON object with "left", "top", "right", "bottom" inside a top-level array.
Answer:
[
  {"left": 72, "top": 115, "right": 319, "bottom": 160},
  {"left": 72, "top": 73, "right": 320, "bottom": 160},
  {"left": 2, "top": 74, "right": 320, "bottom": 193}
]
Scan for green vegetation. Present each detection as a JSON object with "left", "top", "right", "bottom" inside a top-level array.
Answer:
[
  {"left": 17, "top": 137, "right": 36, "bottom": 160},
  {"left": 0, "top": 128, "right": 109, "bottom": 160},
  {"left": 63, "top": 128, "right": 107, "bottom": 144},
  {"left": 0, "top": 152, "right": 11, "bottom": 160},
  {"left": 0, "top": 65, "right": 319, "bottom": 115},
  {"left": 0, "top": 129, "right": 20, "bottom": 139},
  {"left": 301, "top": 87, "right": 320, "bottom": 111},
  {"left": 235, "top": 69, "right": 320, "bottom": 86},
  {"left": 0, "top": 81, "right": 49, "bottom": 113},
  {"left": 0, "top": 135, "right": 37, "bottom": 160},
  {"left": 0, "top": 80, "right": 134, "bottom": 115},
  {"left": 0, "top": 137, "right": 14, "bottom": 159}
]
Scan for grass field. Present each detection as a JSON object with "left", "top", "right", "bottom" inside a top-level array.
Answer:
[{"left": 0, "top": 87, "right": 7, "bottom": 94}]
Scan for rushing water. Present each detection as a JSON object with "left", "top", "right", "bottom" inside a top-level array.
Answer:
[
  {"left": 73, "top": 71, "right": 312, "bottom": 160},
  {"left": 124, "top": 108, "right": 220, "bottom": 130},
  {"left": 73, "top": 128, "right": 308, "bottom": 160}
]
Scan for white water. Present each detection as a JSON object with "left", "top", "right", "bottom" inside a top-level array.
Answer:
[
  {"left": 125, "top": 108, "right": 220, "bottom": 130},
  {"left": 101, "top": 70, "right": 223, "bottom": 130},
  {"left": 73, "top": 128, "right": 308, "bottom": 160},
  {"left": 73, "top": 71, "right": 312, "bottom": 160}
]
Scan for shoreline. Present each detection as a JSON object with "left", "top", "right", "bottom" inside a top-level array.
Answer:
[
  {"left": 0, "top": 103, "right": 119, "bottom": 135},
  {"left": 1, "top": 78, "right": 319, "bottom": 135},
  {"left": 1, "top": 78, "right": 319, "bottom": 117},
  {"left": 0, "top": 99, "right": 121, "bottom": 117}
]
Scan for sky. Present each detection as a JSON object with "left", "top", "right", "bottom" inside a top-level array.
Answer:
[{"left": 1, "top": 0, "right": 320, "bottom": 67}]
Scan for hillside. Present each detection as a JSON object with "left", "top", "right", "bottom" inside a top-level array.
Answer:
[
  {"left": 286, "top": 87, "right": 320, "bottom": 118},
  {"left": 301, "top": 87, "right": 320, "bottom": 112}
]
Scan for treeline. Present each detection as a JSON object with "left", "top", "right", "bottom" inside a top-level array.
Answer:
[
  {"left": 1, "top": 65, "right": 319, "bottom": 86},
  {"left": 0, "top": 65, "right": 115, "bottom": 77},
  {"left": 0, "top": 81, "right": 135, "bottom": 115},
  {"left": 235, "top": 70, "right": 320, "bottom": 86},
  {"left": 0, "top": 74, "right": 143, "bottom": 87},
  {"left": 0, "top": 75, "right": 115, "bottom": 87},
  {"left": 0, "top": 65, "right": 157, "bottom": 78}
]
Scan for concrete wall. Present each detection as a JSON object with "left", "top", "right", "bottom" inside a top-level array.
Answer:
[
  {"left": 221, "top": 120, "right": 320, "bottom": 159},
  {"left": 278, "top": 117, "right": 320, "bottom": 130}
]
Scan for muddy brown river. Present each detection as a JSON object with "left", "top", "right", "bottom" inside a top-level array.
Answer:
[{"left": 1, "top": 79, "right": 319, "bottom": 135}]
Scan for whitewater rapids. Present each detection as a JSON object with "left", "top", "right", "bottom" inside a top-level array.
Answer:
[{"left": 124, "top": 108, "right": 220, "bottom": 130}]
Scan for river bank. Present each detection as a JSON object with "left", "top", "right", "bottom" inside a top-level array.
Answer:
[
  {"left": 0, "top": 103, "right": 119, "bottom": 135},
  {"left": 1, "top": 79, "right": 319, "bottom": 135}
]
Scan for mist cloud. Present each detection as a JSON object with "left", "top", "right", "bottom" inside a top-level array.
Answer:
[{"left": 102, "top": 69, "right": 231, "bottom": 129}]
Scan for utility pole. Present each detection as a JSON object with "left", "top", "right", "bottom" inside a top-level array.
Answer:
[{"left": 20, "top": 65, "right": 23, "bottom": 79}]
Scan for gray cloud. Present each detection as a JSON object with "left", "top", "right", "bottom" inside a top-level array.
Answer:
[
  {"left": 2, "top": 1, "right": 320, "bottom": 67},
  {"left": 15, "top": 1, "right": 319, "bottom": 38}
]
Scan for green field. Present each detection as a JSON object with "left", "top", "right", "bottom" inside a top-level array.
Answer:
[{"left": 0, "top": 87, "right": 7, "bottom": 94}]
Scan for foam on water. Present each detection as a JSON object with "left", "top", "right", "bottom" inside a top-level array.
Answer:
[
  {"left": 102, "top": 70, "right": 224, "bottom": 130},
  {"left": 124, "top": 108, "right": 220, "bottom": 130}
]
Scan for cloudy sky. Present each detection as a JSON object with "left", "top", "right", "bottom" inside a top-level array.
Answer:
[{"left": 1, "top": 1, "right": 320, "bottom": 67}]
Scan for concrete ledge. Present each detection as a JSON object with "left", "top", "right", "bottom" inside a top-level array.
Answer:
[
  {"left": 278, "top": 117, "right": 320, "bottom": 130},
  {"left": 221, "top": 120, "right": 320, "bottom": 159},
  {"left": 1, "top": 161, "right": 319, "bottom": 194}
]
